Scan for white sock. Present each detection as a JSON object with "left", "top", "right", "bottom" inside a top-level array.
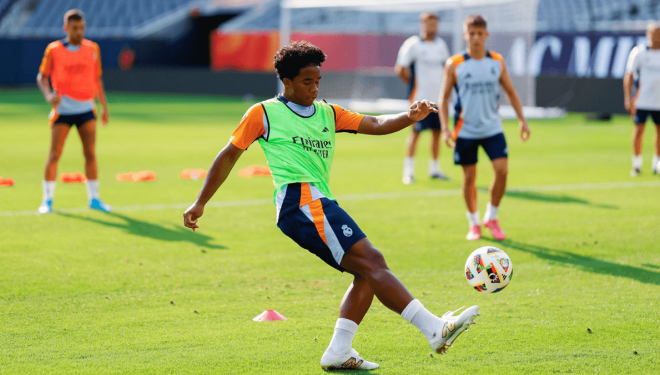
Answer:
[
  {"left": 632, "top": 155, "right": 642, "bottom": 169},
  {"left": 652, "top": 155, "right": 659, "bottom": 171},
  {"left": 429, "top": 159, "right": 440, "bottom": 174},
  {"left": 401, "top": 299, "right": 440, "bottom": 341},
  {"left": 327, "top": 318, "right": 358, "bottom": 356},
  {"left": 466, "top": 211, "right": 481, "bottom": 226},
  {"left": 86, "top": 180, "right": 100, "bottom": 200},
  {"left": 484, "top": 202, "right": 499, "bottom": 221},
  {"left": 42, "top": 180, "right": 56, "bottom": 201},
  {"left": 404, "top": 157, "right": 414, "bottom": 176}
]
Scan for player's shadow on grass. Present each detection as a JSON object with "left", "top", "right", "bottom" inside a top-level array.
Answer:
[
  {"left": 503, "top": 190, "right": 618, "bottom": 209},
  {"left": 501, "top": 239, "right": 660, "bottom": 286},
  {"left": 57, "top": 212, "right": 226, "bottom": 250}
]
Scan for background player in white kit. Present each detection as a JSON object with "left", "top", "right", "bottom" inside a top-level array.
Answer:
[
  {"left": 395, "top": 12, "right": 451, "bottom": 184},
  {"left": 438, "top": 15, "right": 530, "bottom": 241},
  {"left": 624, "top": 23, "right": 660, "bottom": 176}
]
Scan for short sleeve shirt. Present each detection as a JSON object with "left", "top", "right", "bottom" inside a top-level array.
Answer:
[
  {"left": 626, "top": 45, "right": 660, "bottom": 110},
  {"left": 231, "top": 100, "right": 364, "bottom": 150},
  {"left": 396, "top": 35, "right": 450, "bottom": 102}
]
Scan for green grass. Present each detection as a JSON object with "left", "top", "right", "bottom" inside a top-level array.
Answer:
[{"left": 1, "top": 88, "right": 659, "bottom": 374}]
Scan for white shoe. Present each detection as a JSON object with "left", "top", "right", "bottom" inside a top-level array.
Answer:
[
  {"left": 430, "top": 171, "right": 450, "bottom": 180},
  {"left": 320, "top": 348, "right": 379, "bottom": 371},
  {"left": 38, "top": 199, "right": 53, "bottom": 214},
  {"left": 630, "top": 168, "right": 641, "bottom": 177},
  {"left": 429, "top": 305, "right": 480, "bottom": 354},
  {"left": 402, "top": 174, "right": 415, "bottom": 185}
]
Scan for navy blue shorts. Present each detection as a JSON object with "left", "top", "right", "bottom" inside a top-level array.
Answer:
[
  {"left": 277, "top": 198, "right": 366, "bottom": 272},
  {"left": 633, "top": 109, "right": 660, "bottom": 125},
  {"left": 454, "top": 132, "right": 508, "bottom": 165},
  {"left": 51, "top": 111, "right": 96, "bottom": 128},
  {"left": 413, "top": 113, "right": 441, "bottom": 132}
]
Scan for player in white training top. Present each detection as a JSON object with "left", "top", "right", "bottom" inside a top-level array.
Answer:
[
  {"left": 624, "top": 22, "right": 660, "bottom": 176},
  {"left": 395, "top": 12, "right": 451, "bottom": 184}
]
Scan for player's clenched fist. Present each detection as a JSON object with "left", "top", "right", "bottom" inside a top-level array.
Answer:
[
  {"left": 183, "top": 203, "right": 204, "bottom": 231},
  {"left": 407, "top": 100, "right": 438, "bottom": 122}
]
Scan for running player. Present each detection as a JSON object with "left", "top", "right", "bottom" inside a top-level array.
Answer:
[
  {"left": 395, "top": 12, "right": 451, "bottom": 184},
  {"left": 624, "top": 22, "right": 660, "bottom": 176},
  {"left": 37, "top": 9, "right": 111, "bottom": 214},
  {"left": 183, "top": 41, "right": 480, "bottom": 370},
  {"left": 438, "top": 15, "right": 530, "bottom": 241}
]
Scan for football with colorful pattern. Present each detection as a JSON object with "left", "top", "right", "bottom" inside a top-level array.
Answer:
[{"left": 465, "top": 246, "right": 513, "bottom": 293}]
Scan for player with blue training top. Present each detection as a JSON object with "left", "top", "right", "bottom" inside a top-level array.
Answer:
[{"left": 438, "top": 15, "right": 530, "bottom": 241}]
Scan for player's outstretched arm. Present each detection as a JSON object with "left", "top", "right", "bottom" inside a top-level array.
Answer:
[
  {"left": 183, "top": 142, "right": 244, "bottom": 231},
  {"left": 439, "top": 60, "right": 456, "bottom": 148},
  {"left": 357, "top": 100, "right": 438, "bottom": 135},
  {"left": 499, "top": 61, "right": 530, "bottom": 141}
]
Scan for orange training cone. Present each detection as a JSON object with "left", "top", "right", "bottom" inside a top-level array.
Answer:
[
  {"left": 253, "top": 309, "right": 287, "bottom": 321},
  {"left": 0, "top": 177, "right": 15, "bottom": 187},
  {"left": 116, "top": 170, "right": 157, "bottom": 182},
  {"left": 239, "top": 165, "right": 271, "bottom": 178},
  {"left": 60, "top": 172, "right": 87, "bottom": 183},
  {"left": 180, "top": 169, "right": 207, "bottom": 180}
]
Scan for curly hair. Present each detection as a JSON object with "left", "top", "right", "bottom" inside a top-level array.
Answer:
[{"left": 273, "top": 40, "right": 326, "bottom": 81}]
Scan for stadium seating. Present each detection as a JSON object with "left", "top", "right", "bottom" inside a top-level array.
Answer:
[
  {"left": 18, "top": 0, "right": 199, "bottom": 38},
  {"left": 536, "top": 0, "right": 660, "bottom": 32}
]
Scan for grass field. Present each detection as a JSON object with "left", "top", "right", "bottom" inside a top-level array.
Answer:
[{"left": 1, "top": 88, "right": 659, "bottom": 374}]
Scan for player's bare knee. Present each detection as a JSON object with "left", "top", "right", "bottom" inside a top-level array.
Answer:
[
  {"left": 495, "top": 167, "right": 508, "bottom": 179},
  {"left": 83, "top": 149, "right": 95, "bottom": 161},
  {"left": 47, "top": 150, "right": 61, "bottom": 163}
]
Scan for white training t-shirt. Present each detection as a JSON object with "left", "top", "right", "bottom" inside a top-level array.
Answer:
[
  {"left": 626, "top": 45, "right": 660, "bottom": 111},
  {"left": 396, "top": 35, "right": 450, "bottom": 103}
]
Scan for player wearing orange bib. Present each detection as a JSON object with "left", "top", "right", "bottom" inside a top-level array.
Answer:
[{"left": 37, "top": 9, "right": 111, "bottom": 214}]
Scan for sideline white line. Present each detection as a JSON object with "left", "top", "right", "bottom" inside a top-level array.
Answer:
[{"left": 1, "top": 180, "right": 659, "bottom": 218}]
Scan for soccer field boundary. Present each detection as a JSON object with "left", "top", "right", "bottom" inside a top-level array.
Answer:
[{"left": 1, "top": 180, "right": 659, "bottom": 217}]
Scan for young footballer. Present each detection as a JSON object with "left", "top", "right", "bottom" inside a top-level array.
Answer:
[
  {"left": 183, "top": 41, "right": 480, "bottom": 371},
  {"left": 37, "top": 9, "right": 111, "bottom": 214},
  {"left": 439, "top": 15, "right": 530, "bottom": 241},
  {"left": 395, "top": 12, "right": 451, "bottom": 183},
  {"left": 624, "top": 22, "right": 660, "bottom": 176}
]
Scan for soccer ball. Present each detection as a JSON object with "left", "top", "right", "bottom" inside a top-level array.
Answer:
[{"left": 465, "top": 246, "right": 513, "bottom": 293}]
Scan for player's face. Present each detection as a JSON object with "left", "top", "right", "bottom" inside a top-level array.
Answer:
[
  {"left": 646, "top": 27, "right": 660, "bottom": 46},
  {"left": 463, "top": 25, "right": 489, "bottom": 49},
  {"left": 420, "top": 17, "right": 438, "bottom": 38},
  {"left": 64, "top": 19, "right": 85, "bottom": 45},
  {"left": 283, "top": 64, "right": 321, "bottom": 107}
]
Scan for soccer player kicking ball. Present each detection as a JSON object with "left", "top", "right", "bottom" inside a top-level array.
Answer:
[
  {"left": 624, "top": 23, "right": 660, "bottom": 176},
  {"left": 183, "top": 41, "right": 479, "bottom": 371},
  {"left": 438, "top": 15, "right": 530, "bottom": 241},
  {"left": 37, "top": 9, "right": 111, "bottom": 214}
]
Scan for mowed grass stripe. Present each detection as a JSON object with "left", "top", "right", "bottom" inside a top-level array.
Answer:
[{"left": 1, "top": 180, "right": 659, "bottom": 217}]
